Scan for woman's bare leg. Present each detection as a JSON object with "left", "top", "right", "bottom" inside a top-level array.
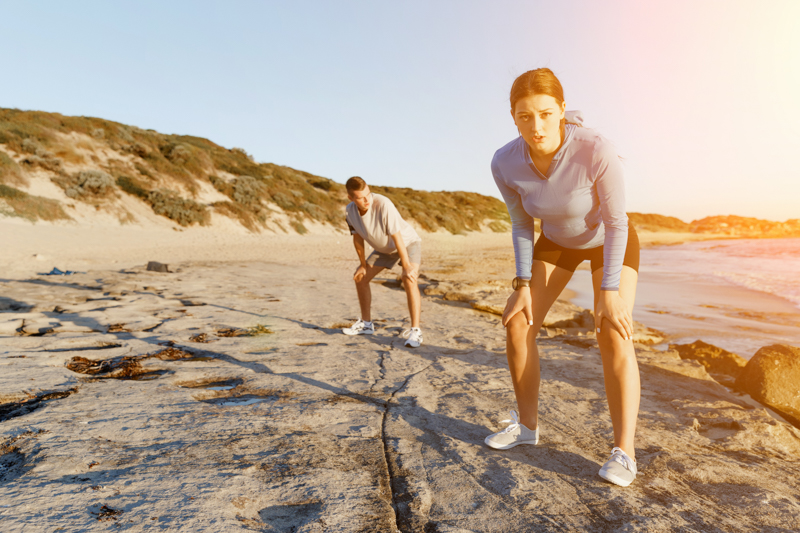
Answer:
[
  {"left": 506, "top": 261, "right": 574, "bottom": 430},
  {"left": 592, "top": 266, "right": 640, "bottom": 459}
]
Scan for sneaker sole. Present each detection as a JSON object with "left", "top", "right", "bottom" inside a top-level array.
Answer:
[
  {"left": 404, "top": 341, "right": 421, "bottom": 348},
  {"left": 342, "top": 330, "right": 374, "bottom": 336},
  {"left": 598, "top": 469, "right": 634, "bottom": 487},
  {"left": 484, "top": 438, "right": 539, "bottom": 450}
]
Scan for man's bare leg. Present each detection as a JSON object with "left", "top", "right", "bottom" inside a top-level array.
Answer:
[
  {"left": 354, "top": 264, "right": 385, "bottom": 322},
  {"left": 401, "top": 262, "right": 421, "bottom": 328}
]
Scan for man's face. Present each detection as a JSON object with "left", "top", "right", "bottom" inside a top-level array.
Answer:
[{"left": 348, "top": 185, "right": 372, "bottom": 213}]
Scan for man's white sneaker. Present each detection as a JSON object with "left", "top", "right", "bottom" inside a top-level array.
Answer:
[
  {"left": 402, "top": 327, "right": 423, "bottom": 348},
  {"left": 598, "top": 447, "right": 637, "bottom": 487},
  {"left": 484, "top": 410, "right": 539, "bottom": 449},
  {"left": 342, "top": 319, "right": 375, "bottom": 336}
]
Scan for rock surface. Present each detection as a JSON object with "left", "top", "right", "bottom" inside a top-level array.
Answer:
[
  {"left": 1, "top": 260, "right": 800, "bottom": 532},
  {"left": 670, "top": 340, "right": 747, "bottom": 386},
  {"left": 735, "top": 344, "right": 800, "bottom": 427},
  {"left": 426, "top": 279, "right": 665, "bottom": 345}
]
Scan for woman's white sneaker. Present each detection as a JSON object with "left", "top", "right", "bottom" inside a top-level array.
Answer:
[
  {"left": 342, "top": 319, "right": 375, "bottom": 335},
  {"left": 484, "top": 410, "right": 539, "bottom": 449},
  {"left": 402, "top": 327, "right": 423, "bottom": 348},
  {"left": 598, "top": 447, "right": 637, "bottom": 487}
]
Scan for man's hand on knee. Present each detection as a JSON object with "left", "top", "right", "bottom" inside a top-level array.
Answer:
[
  {"left": 401, "top": 265, "right": 418, "bottom": 285},
  {"left": 354, "top": 265, "right": 367, "bottom": 282}
]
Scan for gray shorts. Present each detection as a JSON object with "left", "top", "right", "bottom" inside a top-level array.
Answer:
[{"left": 366, "top": 240, "right": 422, "bottom": 270}]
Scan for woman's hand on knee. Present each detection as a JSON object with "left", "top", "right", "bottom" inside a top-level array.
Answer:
[
  {"left": 595, "top": 290, "right": 633, "bottom": 340},
  {"left": 503, "top": 288, "right": 533, "bottom": 327}
]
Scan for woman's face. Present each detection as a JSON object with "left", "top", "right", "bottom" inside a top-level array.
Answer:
[{"left": 511, "top": 94, "right": 566, "bottom": 157}]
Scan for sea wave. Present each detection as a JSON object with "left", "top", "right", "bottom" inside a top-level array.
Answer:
[{"left": 712, "top": 270, "right": 800, "bottom": 309}]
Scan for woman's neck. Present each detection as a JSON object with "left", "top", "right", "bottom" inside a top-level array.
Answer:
[{"left": 529, "top": 127, "right": 565, "bottom": 175}]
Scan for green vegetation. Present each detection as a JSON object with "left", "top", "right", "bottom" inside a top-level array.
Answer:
[
  {"left": 0, "top": 183, "right": 70, "bottom": 222},
  {"left": 371, "top": 186, "right": 510, "bottom": 233},
  {"left": 54, "top": 170, "right": 116, "bottom": 200},
  {"left": 0, "top": 107, "right": 512, "bottom": 233},
  {"left": 147, "top": 189, "right": 209, "bottom": 227}
]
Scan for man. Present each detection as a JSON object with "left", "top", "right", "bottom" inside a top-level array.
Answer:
[{"left": 341, "top": 176, "right": 423, "bottom": 348}]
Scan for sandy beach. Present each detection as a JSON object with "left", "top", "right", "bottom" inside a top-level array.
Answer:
[{"left": 2, "top": 221, "right": 800, "bottom": 531}]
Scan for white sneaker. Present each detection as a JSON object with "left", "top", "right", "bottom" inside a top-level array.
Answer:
[
  {"left": 342, "top": 319, "right": 375, "bottom": 336},
  {"left": 402, "top": 327, "right": 423, "bottom": 348},
  {"left": 484, "top": 410, "right": 539, "bottom": 449},
  {"left": 598, "top": 447, "right": 637, "bottom": 487}
]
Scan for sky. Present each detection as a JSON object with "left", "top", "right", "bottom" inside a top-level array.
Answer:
[{"left": 1, "top": 0, "right": 798, "bottom": 222}]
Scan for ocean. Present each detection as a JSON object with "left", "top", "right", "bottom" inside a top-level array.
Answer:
[
  {"left": 566, "top": 238, "right": 800, "bottom": 359},
  {"left": 647, "top": 238, "right": 800, "bottom": 310}
]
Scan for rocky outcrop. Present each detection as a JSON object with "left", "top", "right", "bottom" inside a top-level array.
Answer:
[
  {"left": 669, "top": 340, "right": 747, "bottom": 387},
  {"left": 735, "top": 344, "right": 800, "bottom": 427},
  {"left": 627, "top": 212, "right": 800, "bottom": 238},
  {"left": 424, "top": 279, "right": 665, "bottom": 344}
]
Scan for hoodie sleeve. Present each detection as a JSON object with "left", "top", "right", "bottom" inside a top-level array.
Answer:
[
  {"left": 593, "top": 138, "right": 628, "bottom": 291},
  {"left": 492, "top": 154, "right": 535, "bottom": 280}
]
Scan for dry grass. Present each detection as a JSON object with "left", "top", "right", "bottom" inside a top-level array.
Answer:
[
  {"left": 0, "top": 151, "right": 26, "bottom": 187},
  {"left": 0, "top": 184, "right": 70, "bottom": 222},
  {"left": 0, "top": 107, "right": 514, "bottom": 233}
]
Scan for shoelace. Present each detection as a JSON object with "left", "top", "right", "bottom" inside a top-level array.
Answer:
[
  {"left": 608, "top": 447, "right": 637, "bottom": 475},
  {"left": 497, "top": 410, "right": 521, "bottom": 434},
  {"left": 402, "top": 328, "right": 421, "bottom": 339}
]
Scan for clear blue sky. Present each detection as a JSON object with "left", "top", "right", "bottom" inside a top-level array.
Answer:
[{"left": 2, "top": 0, "right": 798, "bottom": 221}]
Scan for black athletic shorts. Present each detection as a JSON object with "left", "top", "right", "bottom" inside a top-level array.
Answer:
[{"left": 532, "top": 223, "right": 640, "bottom": 274}]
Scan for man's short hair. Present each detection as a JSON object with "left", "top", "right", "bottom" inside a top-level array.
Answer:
[{"left": 346, "top": 176, "right": 367, "bottom": 193}]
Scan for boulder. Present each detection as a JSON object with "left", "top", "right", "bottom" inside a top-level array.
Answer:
[
  {"left": 735, "top": 344, "right": 800, "bottom": 427},
  {"left": 669, "top": 340, "right": 747, "bottom": 378},
  {"left": 146, "top": 261, "right": 170, "bottom": 273}
]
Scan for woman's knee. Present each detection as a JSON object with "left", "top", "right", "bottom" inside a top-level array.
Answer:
[{"left": 506, "top": 313, "right": 538, "bottom": 339}]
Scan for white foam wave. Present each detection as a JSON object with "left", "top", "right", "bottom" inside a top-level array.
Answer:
[{"left": 712, "top": 270, "right": 800, "bottom": 309}]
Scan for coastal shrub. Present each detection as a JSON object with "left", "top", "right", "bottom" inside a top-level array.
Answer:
[
  {"left": 167, "top": 144, "right": 191, "bottom": 164},
  {"left": 147, "top": 189, "right": 209, "bottom": 226},
  {"left": 309, "top": 178, "right": 334, "bottom": 191},
  {"left": 487, "top": 220, "right": 510, "bottom": 232},
  {"left": 209, "top": 175, "right": 232, "bottom": 196},
  {"left": 58, "top": 170, "right": 116, "bottom": 200},
  {"left": 212, "top": 201, "right": 266, "bottom": 232},
  {"left": 232, "top": 176, "right": 267, "bottom": 206},
  {"left": 0, "top": 151, "right": 25, "bottom": 186},
  {"left": 371, "top": 185, "right": 510, "bottom": 234},
  {"left": 116, "top": 175, "right": 148, "bottom": 199},
  {"left": 20, "top": 153, "right": 63, "bottom": 172},
  {"left": 270, "top": 192, "right": 296, "bottom": 210},
  {"left": 21, "top": 138, "right": 40, "bottom": 153},
  {"left": 0, "top": 183, "right": 70, "bottom": 222},
  {"left": 0, "top": 107, "right": 516, "bottom": 234},
  {"left": 231, "top": 147, "right": 254, "bottom": 161},
  {"left": 292, "top": 220, "right": 308, "bottom": 234}
]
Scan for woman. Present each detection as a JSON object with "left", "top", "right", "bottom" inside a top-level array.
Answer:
[{"left": 485, "top": 68, "right": 641, "bottom": 487}]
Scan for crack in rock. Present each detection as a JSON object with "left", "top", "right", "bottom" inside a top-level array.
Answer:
[{"left": 377, "top": 362, "right": 436, "bottom": 533}]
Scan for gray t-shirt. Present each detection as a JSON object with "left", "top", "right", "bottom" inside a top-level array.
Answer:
[{"left": 346, "top": 193, "right": 421, "bottom": 254}]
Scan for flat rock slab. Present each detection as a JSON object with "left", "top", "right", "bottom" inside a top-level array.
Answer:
[{"left": 0, "top": 262, "right": 799, "bottom": 532}]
